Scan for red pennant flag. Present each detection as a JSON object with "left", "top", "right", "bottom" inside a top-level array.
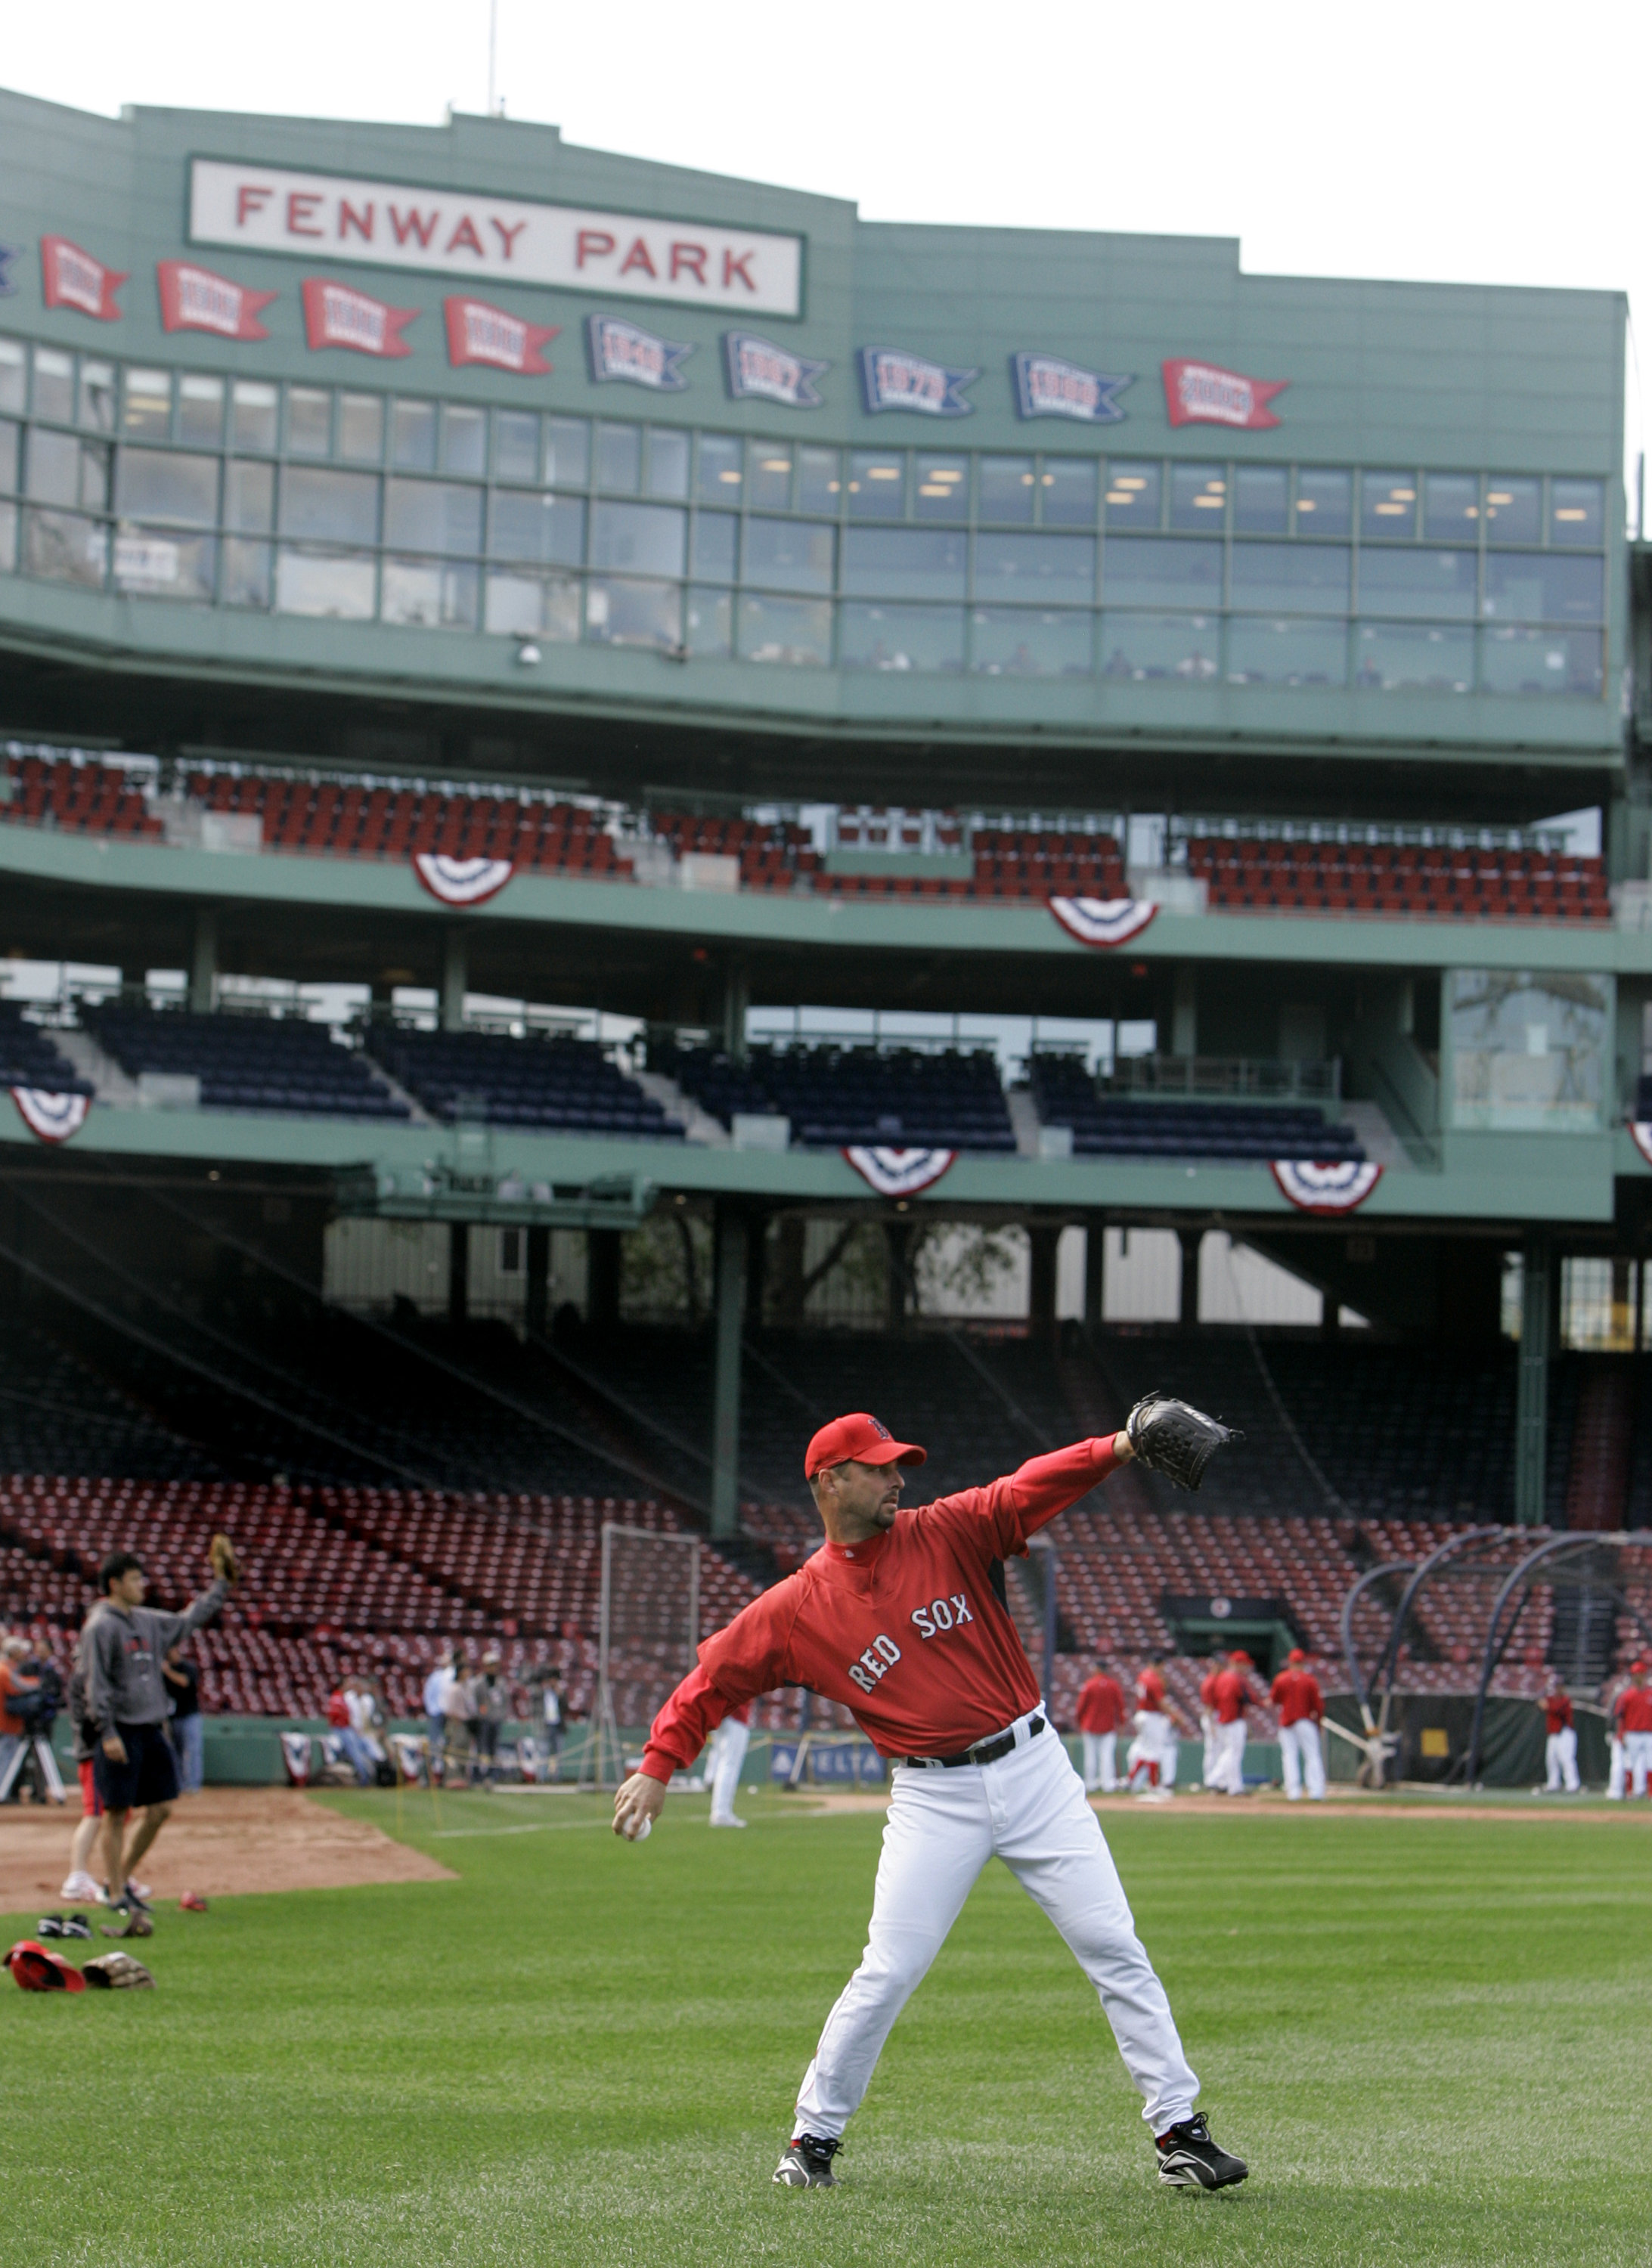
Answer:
[
  {"left": 444, "top": 296, "right": 559, "bottom": 375},
  {"left": 157, "top": 259, "right": 277, "bottom": 341},
  {"left": 1161, "top": 358, "right": 1288, "bottom": 431},
  {"left": 301, "top": 277, "right": 417, "bottom": 358},
  {"left": 40, "top": 236, "right": 127, "bottom": 321}
]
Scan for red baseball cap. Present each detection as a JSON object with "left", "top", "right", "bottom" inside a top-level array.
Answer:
[
  {"left": 5, "top": 1939, "right": 85, "bottom": 1992},
  {"left": 1229, "top": 1650, "right": 1252, "bottom": 1665},
  {"left": 805, "top": 1413, "right": 927, "bottom": 1479},
  {"left": 1288, "top": 1648, "right": 1306, "bottom": 1665}
]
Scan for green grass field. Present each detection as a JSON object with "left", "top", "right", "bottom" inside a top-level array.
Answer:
[{"left": 5, "top": 1787, "right": 1651, "bottom": 2267}]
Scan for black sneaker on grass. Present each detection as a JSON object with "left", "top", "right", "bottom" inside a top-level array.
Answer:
[
  {"left": 1155, "top": 2114, "right": 1248, "bottom": 2190},
  {"left": 773, "top": 2135, "right": 841, "bottom": 2189},
  {"left": 60, "top": 1914, "right": 93, "bottom": 1940}
]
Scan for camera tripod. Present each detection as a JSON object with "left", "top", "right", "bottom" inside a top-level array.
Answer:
[{"left": 0, "top": 1728, "right": 67, "bottom": 1805}]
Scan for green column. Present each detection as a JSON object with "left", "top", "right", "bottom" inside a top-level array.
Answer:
[
  {"left": 1515, "top": 1235, "right": 1551, "bottom": 1526},
  {"left": 710, "top": 1207, "right": 748, "bottom": 1538}
]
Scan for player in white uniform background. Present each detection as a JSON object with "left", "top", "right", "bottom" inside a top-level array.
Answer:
[{"left": 707, "top": 1700, "right": 752, "bottom": 1826}]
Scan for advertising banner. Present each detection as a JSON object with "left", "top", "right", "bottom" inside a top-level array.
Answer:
[
  {"left": 1011, "top": 351, "right": 1133, "bottom": 424},
  {"left": 1161, "top": 358, "right": 1288, "bottom": 430},
  {"left": 40, "top": 236, "right": 126, "bottom": 321},
  {"left": 157, "top": 259, "right": 277, "bottom": 340},
  {"left": 301, "top": 277, "right": 417, "bottom": 358},
  {"left": 444, "top": 296, "right": 559, "bottom": 374},
  {"left": 586, "top": 314, "right": 693, "bottom": 392},
  {"left": 724, "top": 330, "right": 829, "bottom": 408},
  {"left": 859, "top": 348, "right": 976, "bottom": 418}
]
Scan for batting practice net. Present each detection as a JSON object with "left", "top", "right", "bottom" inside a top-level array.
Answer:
[{"left": 583, "top": 1522, "right": 700, "bottom": 1789}]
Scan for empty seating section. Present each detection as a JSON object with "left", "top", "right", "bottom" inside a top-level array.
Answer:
[
  {"left": 649, "top": 810, "right": 820, "bottom": 889},
  {"left": 1028, "top": 1057, "right": 1363, "bottom": 1162},
  {"left": 365, "top": 1028, "right": 681, "bottom": 1136},
  {"left": 967, "top": 826, "right": 1126, "bottom": 902},
  {"left": 0, "top": 1002, "right": 92, "bottom": 1095},
  {"left": 84, "top": 1005, "right": 408, "bottom": 1120},
  {"left": 1, "top": 751, "right": 161, "bottom": 838},
  {"left": 652, "top": 1042, "right": 1015, "bottom": 1151},
  {"left": 1186, "top": 835, "right": 1610, "bottom": 922}
]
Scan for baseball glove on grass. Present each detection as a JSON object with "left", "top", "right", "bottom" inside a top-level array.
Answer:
[
  {"left": 1125, "top": 1393, "right": 1242, "bottom": 1492},
  {"left": 209, "top": 1532, "right": 240, "bottom": 1583}
]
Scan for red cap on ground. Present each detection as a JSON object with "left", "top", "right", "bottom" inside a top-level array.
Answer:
[
  {"left": 1287, "top": 1648, "right": 1307, "bottom": 1665},
  {"left": 805, "top": 1413, "right": 927, "bottom": 1479},
  {"left": 5, "top": 1939, "right": 85, "bottom": 1991}
]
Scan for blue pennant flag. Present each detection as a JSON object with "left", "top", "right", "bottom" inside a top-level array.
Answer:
[
  {"left": 858, "top": 347, "right": 976, "bottom": 419},
  {"left": 1011, "top": 351, "right": 1133, "bottom": 424},
  {"left": 585, "top": 314, "right": 693, "bottom": 392},
  {"left": 723, "top": 330, "right": 829, "bottom": 408},
  {"left": 0, "top": 243, "right": 17, "bottom": 299}
]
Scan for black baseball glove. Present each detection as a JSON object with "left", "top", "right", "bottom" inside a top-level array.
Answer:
[{"left": 1125, "top": 1393, "right": 1242, "bottom": 1492}]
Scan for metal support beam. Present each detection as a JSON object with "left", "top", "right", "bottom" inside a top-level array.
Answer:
[
  {"left": 1515, "top": 1234, "right": 1552, "bottom": 1525},
  {"left": 587, "top": 1228, "right": 621, "bottom": 1331},
  {"left": 721, "top": 958, "right": 750, "bottom": 1064},
  {"left": 885, "top": 1221, "right": 912, "bottom": 1334},
  {"left": 1178, "top": 1228, "right": 1201, "bottom": 1334},
  {"left": 1083, "top": 1221, "right": 1105, "bottom": 1333},
  {"left": 710, "top": 1207, "right": 748, "bottom": 1538},
  {"left": 525, "top": 1223, "right": 550, "bottom": 1339},
  {"left": 447, "top": 1221, "right": 469, "bottom": 1328},
  {"left": 1170, "top": 965, "right": 1198, "bottom": 1059},
  {"left": 441, "top": 928, "right": 467, "bottom": 1033},
  {"left": 189, "top": 906, "right": 218, "bottom": 1015},
  {"left": 1029, "top": 1225, "right": 1060, "bottom": 1341}
]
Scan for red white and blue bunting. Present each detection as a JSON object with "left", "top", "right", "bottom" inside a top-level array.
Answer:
[
  {"left": 842, "top": 1145, "right": 956, "bottom": 1198},
  {"left": 279, "top": 1730, "right": 314, "bottom": 1786},
  {"left": 1269, "top": 1159, "right": 1383, "bottom": 1215},
  {"left": 10, "top": 1089, "right": 90, "bottom": 1144},
  {"left": 412, "top": 854, "right": 515, "bottom": 907},
  {"left": 1628, "top": 1122, "right": 1652, "bottom": 1168},
  {"left": 1048, "top": 896, "right": 1158, "bottom": 949}
]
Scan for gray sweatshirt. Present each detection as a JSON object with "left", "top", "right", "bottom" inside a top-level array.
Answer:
[{"left": 82, "top": 1580, "right": 228, "bottom": 1733}]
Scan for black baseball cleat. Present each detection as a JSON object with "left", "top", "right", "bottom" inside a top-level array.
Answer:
[
  {"left": 1155, "top": 2114, "right": 1248, "bottom": 2191},
  {"left": 773, "top": 2134, "right": 841, "bottom": 2189}
]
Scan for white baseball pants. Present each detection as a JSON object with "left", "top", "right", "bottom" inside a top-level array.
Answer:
[
  {"left": 1279, "top": 1720, "right": 1325, "bottom": 1801},
  {"left": 1544, "top": 1727, "right": 1579, "bottom": 1792},
  {"left": 792, "top": 1712, "right": 1199, "bottom": 2140},
  {"left": 1081, "top": 1730, "right": 1117, "bottom": 1792},
  {"left": 709, "top": 1715, "right": 751, "bottom": 1822},
  {"left": 1625, "top": 1730, "right": 1652, "bottom": 1797},
  {"left": 1608, "top": 1736, "right": 1626, "bottom": 1799},
  {"left": 1200, "top": 1711, "right": 1219, "bottom": 1789},
  {"left": 1210, "top": 1721, "right": 1246, "bottom": 1795},
  {"left": 1130, "top": 1710, "right": 1179, "bottom": 1791}
]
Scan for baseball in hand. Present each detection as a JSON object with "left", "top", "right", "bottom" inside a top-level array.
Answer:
[{"left": 629, "top": 1814, "right": 652, "bottom": 1842}]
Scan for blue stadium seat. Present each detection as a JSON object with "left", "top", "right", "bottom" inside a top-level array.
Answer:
[
  {"left": 364, "top": 1027, "right": 683, "bottom": 1140},
  {"left": 84, "top": 1005, "right": 410, "bottom": 1121}
]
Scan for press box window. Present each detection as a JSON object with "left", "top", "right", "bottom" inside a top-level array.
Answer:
[
  {"left": 1169, "top": 466, "right": 1226, "bottom": 530},
  {"left": 31, "top": 348, "right": 74, "bottom": 425},
  {"left": 178, "top": 376, "right": 225, "bottom": 448},
  {"left": 337, "top": 394, "right": 384, "bottom": 463},
  {"left": 696, "top": 432, "right": 741, "bottom": 502},
  {"left": 915, "top": 455, "right": 969, "bottom": 522},
  {"left": 124, "top": 370, "right": 172, "bottom": 441},
  {"left": 848, "top": 451, "right": 906, "bottom": 518},
  {"left": 1362, "top": 472, "right": 1417, "bottom": 538},
  {"left": 978, "top": 456, "right": 1034, "bottom": 524},
  {"left": 1549, "top": 479, "right": 1604, "bottom": 546},
  {"left": 0, "top": 338, "right": 24, "bottom": 417},
  {"left": 286, "top": 388, "right": 333, "bottom": 457},
  {"left": 1040, "top": 460, "right": 1097, "bottom": 526},
  {"left": 1104, "top": 462, "right": 1160, "bottom": 528},
  {"left": 1294, "top": 469, "right": 1351, "bottom": 538},
  {"left": 232, "top": 382, "right": 279, "bottom": 454}
]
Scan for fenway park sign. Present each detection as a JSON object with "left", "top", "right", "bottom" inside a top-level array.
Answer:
[{"left": 189, "top": 159, "right": 803, "bottom": 317}]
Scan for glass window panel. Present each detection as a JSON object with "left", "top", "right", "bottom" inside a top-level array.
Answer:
[
  {"left": 1357, "top": 547, "right": 1477, "bottom": 619},
  {"left": 1225, "top": 617, "right": 1347, "bottom": 687},
  {"left": 0, "top": 419, "right": 17, "bottom": 494},
  {"left": 697, "top": 432, "right": 742, "bottom": 502},
  {"left": 1550, "top": 479, "right": 1604, "bottom": 546},
  {"left": 1448, "top": 970, "right": 1609, "bottom": 1132},
  {"left": 1354, "top": 621, "right": 1474, "bottom": 691},
  {"left": 0, "top": 339, "right": 25, "bottom": 417},
  {"left": 274, "top": 548, "right": 376, "bottom": 618},
  {"left": 585, "top": 576, "right": 681, "bottom": 649},
  {"left": 544, "top": 417, "right": 589, "bottom": 490},
  {"left": 736, "top": 592, "right": 831, "bottom": 665},
  {"left": 841, "top": 525, "right": 963, "bottom": 600},
  {"left": 287, "top": 386, "right": 333, "bottom": 456},
  {"left": 1361, "top": 469, "right": 1418, "bottom": 538},
  {"left": 26, "top": 429, "right": 107, "bottom": 510},
  {"left": 79, "top": 361, "right": 116, "bottom": 434},
  {"left": 647, "top": 428, "right": 690, "bottom": 500},
  {"left": 975, "top": 531, "right": 1096, "bottom": 601},
  {"left": 1104, "top": 460, "right": 1161, "bottom": 528},
  {"left": 278, "top": 466, "right": 379, "bottom": 546},
  {"left": 1099, "top": 612, "right": 1220, "bottom": 682},
  {"left": 589, "top": 499, "right": 685, "bottom": 578},
  {"left": 840, "top": 602, "right": 964, "bottom": 673},
  {"left": 978, "top": 454, "right": 1035, "bottom": 523},
  {"left": 489, "top": 491, "right": 584, "bottom": 568},
  {"left": 686, "top": 587, "right": 733, "bottom": 659},
  {"left": 225, "top": 461, "right": 274, "bottom": 534},
  {"left": 176, "top": 374, "right": 224, "bottom": 448},
  {"left": 23, "top": 508, "right": 107, "bottom": 586},
  {"left": 969, "top": 606, "right": 1092, "bottom": 677},
  {"left": 384, "top": 478, "right": 483, "bottom": 556},
  {"left": 690, "top": 511, "right": 737, "bottom": 582},
  {"left": 483, "top": 572, "right": 580, "bottom": 643},
  {"left": 1483, "top": 477, "right": 1541, "bottom": 544},
  {"left": 1424, "top": 472, "right": 1480, "bottom": 541},
  {"left": 232, "top": 381, "right": 278, "bottom": 454},
  {"left": 1040, "top": 459, "right": 1098, "bottom": 528},
  {"left": 1233, "top": 466, "right": 1288, "bottom": 534},
  {"left": 442, "top": 405, "right": 486, "bottom": 479},
  {"left": 31, "top": 349, "right": 73, "bottom": 424},
  {"left": 113, "top": 528, "right": 215, "bottom": 603},
  {"left": 744, "top": 516, "right": 836, "bottom": 594},
  {"left": 223, "top": 539, "right": 271, "bottom": 608},
  {"left": 494, "top": 411, "right": 541, "bottom": 484},
  {"left": 797, "top": 446, "right": 841, "bottom": 514},
  {"left": 1480, "top": 625, "right": 1603, "bottom": 698},
  {"left": 123, "top": 370, "right": 172, "bottom": 440},
  {"left": 382, "top": 558, "right": 479, "bottom": 629},
  {"left": 1102, "top": 535, "right": 1220, "bottom": 608},
  {"left": 746, "top": 439, "right": 793, "bottom": 512},
  {"left": 1483, "top": 551, "right": 1603, "bottom": 624},
  {"left": 391, "top": 399, "right": 437, "bottom": 472},
  {"left": 847, "top": 449, "right": 907, "bottom": 519},
  {"left": 0, "top": 500, "right": 14, "bottom": 569},
  {"left": 1230, "top": 541, "right": 1350, "bottom": 615},
  {"left": 915, "top": 453, "right": 969, "bottom": 522},
  {"left": 1294, "top": 467, "right": 1352, "bottom": 538},
  {"left": 118, "top": 448, "right": 218, "bottom": 527},
  {"left": 1170, "top": 463, "right": 1226, "bottom": 529},
  {"left": 596, "top": 422, "right": 641, "bottom": 492},
  {"left": 338, "top": 393, "right": 383, "bottom": 463}
]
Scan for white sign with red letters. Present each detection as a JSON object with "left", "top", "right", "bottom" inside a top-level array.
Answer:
[{"left": 190, "top": 159, "right": 803, "bottom": 317}]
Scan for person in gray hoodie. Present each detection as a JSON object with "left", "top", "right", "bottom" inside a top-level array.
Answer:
[{"left": 83, "top": 1538, "right": 236, "bottom": 1912}]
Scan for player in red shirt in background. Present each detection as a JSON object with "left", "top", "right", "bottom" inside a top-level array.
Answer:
[
  {"left": 1197, "top": 1662, "right": 1222, "bottom": 1792},
  {"left": 1269, "top": 1648, "right": 1326, "bottom": 1802},
  {"left": 1074, "top": 1662, "right": 1127, "bottom": 1792},
  {"left": 1541, "top": 1677, "right": 1579, "bottom": 1795},
  {"left": 1612, "top": 1660, "right": 1652, "bottom": 1797},
  {"left": 1209, "top": 1652, "right": 1261, "bottom": 1796},
  {"left": 613, "top": 1410, "right": 1247, "bottom": 2195},
  {"left": 1127, "top": 1658, "right": 1188, "bottom": 1802}
]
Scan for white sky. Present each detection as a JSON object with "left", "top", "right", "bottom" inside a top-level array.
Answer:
[{"left": 5, "top": 0, "right": 1649, "bottom": 496}]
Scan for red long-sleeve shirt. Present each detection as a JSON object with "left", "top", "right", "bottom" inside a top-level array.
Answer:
[
  {"left": 1543, "top": 1693, "right": 1573, "bottom": 1735},
  {"left": 1270, "top": 1668, "right": 1324, "bottom": 1727},
  {"left": 642, "top": 1438, "right": 1120, "bottom": 1781},
  {"left": 1211, "top": 1667, "right": 1253, "bottom": 1725},
  {"left": 1075, "top": 1673, "right": 1126, "bottom": 1734},
  {"left": 1615, "top": 1686, "right": 1652, "bottom": 1735}
]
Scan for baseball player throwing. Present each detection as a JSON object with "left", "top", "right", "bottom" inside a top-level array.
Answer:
[{"left": 612, "top": 1396, "right": 1247, "bottom": 2195}]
